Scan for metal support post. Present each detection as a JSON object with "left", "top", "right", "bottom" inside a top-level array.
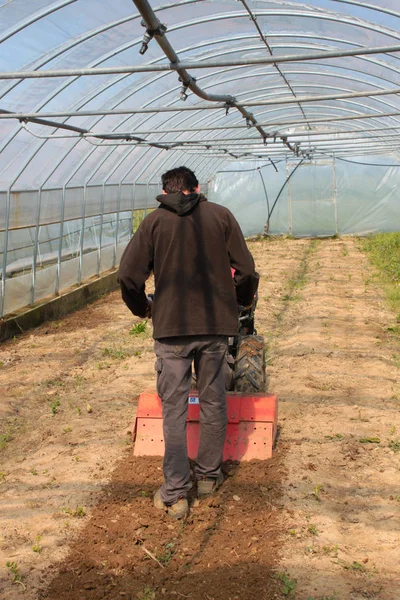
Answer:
[
  {"left": 0, "top": 190, "right": 11, "bottom": 317},
  {"left": 96, "top": 184, "right": 106, "bottom": 276},
  {"left": 333, "top": 157, "right": 338, "bottom": 235},
  {"left": 78, "top": 184, "right": 87, "bottom": 286},
  {"left": 55, "top": 185, "right": 67, "bottom": 295},
  {"left": 30, "top": 189, "right": 43, "bottom": 306},
  {"left": 113, "top": 183, "right": 122, "bottom": 269}
]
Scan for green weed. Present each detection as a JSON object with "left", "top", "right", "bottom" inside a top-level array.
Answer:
[
  {"left": 30, "top": 467, "right": 37, "bottom": 475},
  {"left": 139, "top": 586, "right": 156, "bottom": 600},
  {"left": 342, "top": 560, "right": 367, "bottom": 573},
  {"left": 62, "top": 505, "right": 86, "bottom": 518},
  {"left": 129, "top": 320, "right": 148, "bottom": 335},
  {"left": 308, "top": 524, "right": 319, "bottom": 535},
  {"left": 325, "top": 433, "right": 343, "bottom": 440},
  {"left": 6, "top": 561, "right": 24, "bottom": 587},
  {"left": 63, "top": 427, "right": 72, "bottom": 434},
  {"left": 389, "top": 439, "right": 400, "bottom": 453},
  {"left": 44, "top": 378, "right": 64, "bottom": 388},
  {"left": 32, "top": 535, "right": 42, "bottom": 553},
  {"left": 157, "top": 542, "right": 175, "bottom": 566},
  {"left": 313, "top": 484, "right": 324, "bottom": 502},
  {"left": 0, "top": 429, "right": 13, "bottom": 449},
  {"left": 0, "top": 471, "right": 6, "bottom": 483},
  {"left": 102, "top": 347, "right": 126, "bottom": 359},
  {"left": 323, "top": 544, "right": 339, "bottom": 557},
  {"left": 50, "top": 400, "right": 61, "bottom": 415},
  {"left": 277, "top": 572, "right": 297, "bottom": 596},
  {"left": 359, "top": 437, "right": 380, "bottom": 444}
]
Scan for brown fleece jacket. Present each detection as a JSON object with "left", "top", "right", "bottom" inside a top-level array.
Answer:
[{"left": 118, "top": 193, "right": 259, "bottom": 339}]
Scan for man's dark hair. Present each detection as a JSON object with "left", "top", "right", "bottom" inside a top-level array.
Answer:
[{"left": 161, "top": 166, "right": 199, "bottom": 194}]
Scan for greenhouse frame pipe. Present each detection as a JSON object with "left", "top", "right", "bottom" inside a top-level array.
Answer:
[
  {"left": 5, "top": 52, "right": 400, "bottom": 122},
  {"left": 106, "top": 127, "right": 400, "bottom": 144},
  {"left": 0, "top": 0, "right": 200, "bottom": 99},
  {"left": 2, "top": 0, "right": 400, "bottom": 77},
  {"left": 3, "top": 42, "right": 400, "bottom": 80},
  {"left": 3, "top": 7, "right": 400, "bottom": 179},
  {"left": 332, "top": 0, "right": 400, "bottom": 19},
  {"left": 0, "top": 190, "right": 11, "bottom": 316},
  {"left": 16, "top": 76, "right": 400, "bottom": 169},
  {"left": 30, "top": 189, "right": 43, "bottom": 307},
  {"left": 238, "top": 0, "right": 311, "bottom": 129},
  {"left": 96, "top": 185, "right": 106, "bottom": 277},
  {"left": 0, "top": 0, "right": 78, "bottom": 44},
  {"left": 55, "top": 185, "right": 67, "bottom": 295},
  {"left": 4, "top": 34, "right": 400, "bottom": 124},
  {"left": 4, "top": 25, "right": 400, "bottom": 123},
  {"left": 130, "top": 0, "right": 279, "bottom": 162},
  {"left": 190, "top": 132, "right": 400, "bottom": 146},
  {"left": 3, "top": 33, "right": 400, "bottom": 185},
  {"left": 7, "top": 80, "right": 400, "bottom": 122}
]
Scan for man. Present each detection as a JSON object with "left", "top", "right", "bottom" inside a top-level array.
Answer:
[{"left": 118, "top": 166, "right": 258, "bottom": 519}]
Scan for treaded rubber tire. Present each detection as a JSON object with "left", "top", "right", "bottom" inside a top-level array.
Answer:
[{"left": 233, "top": 335, "right": 266, "bottom": 393}]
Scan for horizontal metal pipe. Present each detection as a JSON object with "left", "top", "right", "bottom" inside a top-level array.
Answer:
[
  {"left": 2, "top": 43, "right": 400, "bottom": 79},
  {"left": 3, "top": 110, "right": 400, "bottom": 135},
  {"left": 4, "top": 83, "right": 400, "bottom": 124}
]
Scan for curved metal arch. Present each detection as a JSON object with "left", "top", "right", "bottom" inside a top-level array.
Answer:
[
  {"left": 5, "top": 1, "right": 400, "bottom": 107},
  {"left": 19, "top": 43, "right": 400, "bottom": 188},
  {"left": 0, "top": 0, "right": 78, "bottom": 44},
  {"left": 0, "top": 0, "right": 201, "bottom": 103},
  {"left": 4, "top": 20, "right": 400, "bottom": 135},
  {"left": 4, "top": 4, "right": 400, "bottom": 84},
  {"left": 331, "top": 0, "right": 400, "bottom": 20},
  {"left": 44, "top": 85, "right": 400, "bottom": 188},
  {"left": 24, "top": 73, "right": 400, "bottom": 190},
  {"left": 6, "top": 15, "right": 400, "bottom": 188}
]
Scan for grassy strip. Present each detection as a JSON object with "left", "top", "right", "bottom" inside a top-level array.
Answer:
[{"left": 360, "top": 233, "right": 400, "bottom": 316}]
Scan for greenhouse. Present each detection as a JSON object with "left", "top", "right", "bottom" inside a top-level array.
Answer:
[
  {"left": 1, "top": 0, "right": 400, "bottom": 317},
  {"left": 1, "top": 2, "right": 400, "bottom": 600}
]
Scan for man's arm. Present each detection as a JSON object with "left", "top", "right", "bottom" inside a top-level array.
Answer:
[
  {"left": 225, "top": 213, "right": 259, "bottom": 307},
  {"left": 117, "top": 220, "right": 153, "bottom": 318}
]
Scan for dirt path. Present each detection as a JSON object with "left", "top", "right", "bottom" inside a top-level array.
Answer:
[
  {"left": 0, "top": 237, "right": 399, "bottom": 599},
  {"left": 266, "top": 237, "right": 400, "bottom": 600}
]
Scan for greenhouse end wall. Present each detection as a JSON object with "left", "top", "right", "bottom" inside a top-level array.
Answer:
[{"left": 208, "top": 156, "right": 400, "bottom": 238}]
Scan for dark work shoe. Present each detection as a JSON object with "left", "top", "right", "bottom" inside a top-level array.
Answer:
[
  {"left": 153, "top": 488, "right": 188, "bottom": 520},
  {"left": 197, "top": 471, "right": 224, "bottom": 497}
]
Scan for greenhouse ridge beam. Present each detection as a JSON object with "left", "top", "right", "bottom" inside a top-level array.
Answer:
[{"left": 2, "top": 43, "right": 400, "bottom": 79}]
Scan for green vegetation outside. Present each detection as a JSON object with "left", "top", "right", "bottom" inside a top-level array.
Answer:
[
  {"left": 360, "top": 232, "right": 400, "bottom": 314},
  {"left": 132, "top": 208, "right": 156, "bottom": 234}
]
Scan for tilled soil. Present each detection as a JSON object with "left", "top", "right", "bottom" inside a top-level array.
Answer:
[{"left": 1, "top": 237, "right": 400, "bottom": 600}]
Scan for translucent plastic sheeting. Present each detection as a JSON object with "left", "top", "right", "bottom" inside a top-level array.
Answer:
[
  {"left": 209, "top": 155, "right": 400, "bottom": 237},
  {"left": 1, "top": 212, "right": 132, "bottom": 275},
  {"left": 0, "top": 184, "right": 159, "bottom": 230},
  {"left": 3, "top": 0, "right": 400, "bottom": 190}
]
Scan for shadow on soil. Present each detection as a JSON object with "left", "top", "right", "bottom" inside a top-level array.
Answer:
[{"left": 39, "top": 452, "right": 287, "bottom": 600}]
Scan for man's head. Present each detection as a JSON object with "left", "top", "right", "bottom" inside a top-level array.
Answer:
[{"left": 161, "top": 166, "right": 199, "bottom": 195}]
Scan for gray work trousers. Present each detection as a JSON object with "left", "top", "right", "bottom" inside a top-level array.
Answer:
[{"left": 154, "top": 335, "right": 229, "bottom": 505}]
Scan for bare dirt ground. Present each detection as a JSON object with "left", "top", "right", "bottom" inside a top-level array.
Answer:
[{"left": 0, "top": 237, "right": 399, "bottom": 600}]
